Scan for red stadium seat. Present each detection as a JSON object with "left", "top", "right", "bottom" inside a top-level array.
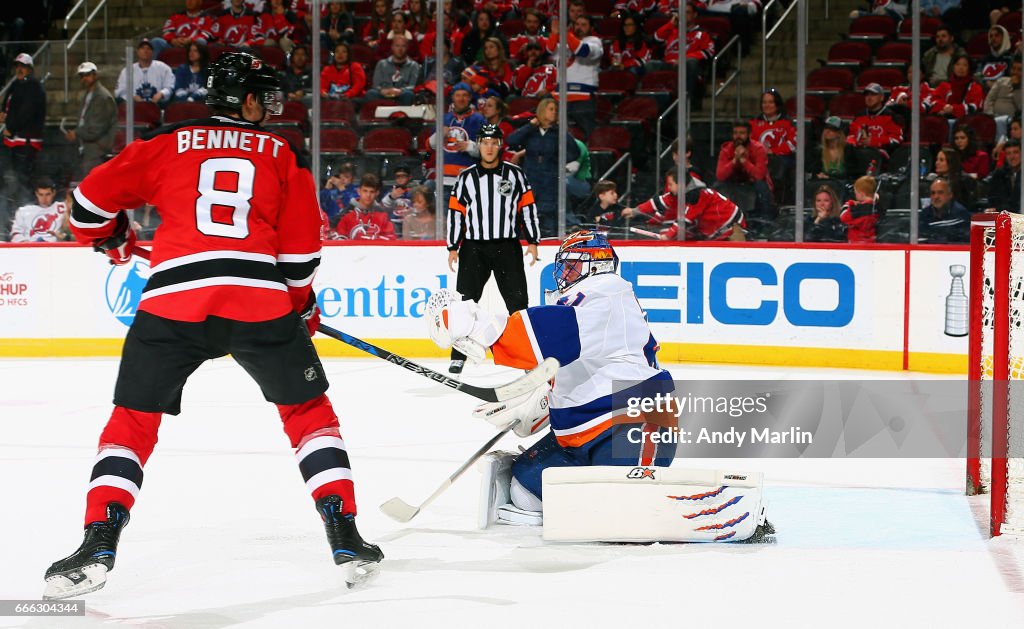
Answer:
[
  {"left": 897, "top": 17, "right": 941, "bottom": 41},
  {"left": 855, "top": 67, "right": 905, "bottom": 91},
  {"left": 265, "top": 100, "right": 308, "bottom": 131},
  {"left": 644, "top": 15, "right": 670, "bottom": 38},
  {"left": 998, "top": 11, "right": 1022, "bottom": 36},
  {"left": 966, "top": 32, "right": 989, "bottom": 60},
  {"left": 595, "top": 17, "right": 622, "bottom": 39},
  {"left": 117, "top": 101, "right": 162, "bottom": 128},
  {"left": 612, "top": 95, "right": 659, "bottom": 131},
  {"left": 961, "top": 114, "right": 998, "bottom": 147},
  {"left": 586, "top": 0, "right": 615, "bottom": 16},
  {"left": 349, "top": 43, "right": 376, "bottom": 66},
  {"left": 874, "top": 42, "right": 912, "bottom": 67},
  {"left": 828, "top": 91, "right": 866, "bottom": 120},
  {"left": 637, "top": 70, "right": 678, "bottom": 97},
  {"left": 588, "top": 125, "right": 631, "bottom": 156},
  {"left": 273, "top": 127, "right": 307, "bottom": 153},
  {"left": 357, "top": 99, "right": 401, "bottom": 127},
  {"left": 158, "top": 47, "right": 187, "bottom": 68},
  {"left": 508, "top": 96, "right": 540, "bottom": 117},
  {"left": 597, "top": 70, "right": 638, "bottom": 99},
  {"left": 255, "top": 45, "right": 286, "bottom": 70},
  {"left": 847, "top": 15, "right": 896, "bottom": 43},
  {"left": 695, "top": 16, "right": 731, "bottom": 45},
  {"left": 321, "top": 128, "right": 359, "bottom": 154},
  {"left": 825, "top": 41, "right": 872, "bottom": 70},
  {"left": 498, "top": 18, "right": 524, "bottom": 39},
  {"left": 163, "top": 101, "right": 209, "bottom": 124},
  {"left": 207, "top": 44, "right": 231, "bottom": 62},
  {"left": 919, "top": 115, "right": 950, "bottom": 146},
  {"left": 806, "top": 67, "right": 854, "bottom": 96},
  {"left": 322, "top": 99, "right": 356, "bottom": 127},
  {"left": 362, "top": 127, "right": 414, "bottom": 156},
  {"left": 595, "top": 96, "right": 614, "bottom": 125},
  {"left": 785, "top": 94, "right": 826, "bottom": 120}
]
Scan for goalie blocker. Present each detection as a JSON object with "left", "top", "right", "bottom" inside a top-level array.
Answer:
[{"left": 540, "top": 466, "right": 771, "bottom": 543}]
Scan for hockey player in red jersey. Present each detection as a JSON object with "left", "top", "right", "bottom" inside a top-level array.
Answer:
[
  {"left": 43, "top": 52, "right": 382, "bottom": 600},
  {"left": 623, "top": 171, "right": 745, "bottom": 240}
]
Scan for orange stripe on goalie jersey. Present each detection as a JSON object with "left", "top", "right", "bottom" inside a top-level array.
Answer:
[{"left": 491, "top": 311, "right": 540, "bottom": 370}]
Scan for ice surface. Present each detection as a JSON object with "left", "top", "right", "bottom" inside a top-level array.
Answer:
[{"left": 2, "top": 357, "right": 1024, "bottom": 628}]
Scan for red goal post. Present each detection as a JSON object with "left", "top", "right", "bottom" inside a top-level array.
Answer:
[{"left": 967, "top": 212, "right": 1024, "bottom": 537}]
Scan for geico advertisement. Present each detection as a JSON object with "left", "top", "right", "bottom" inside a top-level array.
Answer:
[
  {"left": 0, "top": 244, "right": 906, "bottom": 354},
  {"left": 314, "top": 245, "right": 906, "bottom": 350}
]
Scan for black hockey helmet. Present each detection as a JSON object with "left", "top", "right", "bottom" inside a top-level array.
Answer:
[
  {"left": 477, "top": 123, "right": 504, "bottom": 143},
  {"left": 206, "top": 52, "right": 284, "bottom": 115}
]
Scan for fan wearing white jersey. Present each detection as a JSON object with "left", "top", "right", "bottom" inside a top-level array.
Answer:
[
  {"left": 9, "top": 180, "right": 67, "bottom": 242},
  {"left": 428, "top": 230, "right": 677, "bottom": 525}
]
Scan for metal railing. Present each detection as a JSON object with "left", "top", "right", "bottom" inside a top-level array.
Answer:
[
  {"left": 63, "top": 0, "right": 109, "bottom": 102},
  {"left": 595, "top": 151, "right": 634, "bottom": 204},
  {"left": 761, "top": 0, "right": 800, "bottom": 94},
  {"left": 709, "top": 35, "right": 742, "bottom": 156},
  {"left": 654, "top": 98, "right": 682, "bottom": 191}
]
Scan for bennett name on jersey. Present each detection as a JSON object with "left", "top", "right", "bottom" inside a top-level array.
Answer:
[{"left": 175, "top": 127, "right": 287, "bottom": 156}]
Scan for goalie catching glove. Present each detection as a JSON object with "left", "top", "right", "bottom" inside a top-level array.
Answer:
[
  {"left": 426, "top": 289, "right": 507, "bottom": 363},
  {"left": 473, "top": 383, "right": 550, "bottom": 438}
]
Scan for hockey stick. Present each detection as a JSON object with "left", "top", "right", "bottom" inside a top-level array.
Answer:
[
  {"left": 380, "top": 423, "right": 515, "bottom": 523},
  {"left": 628, "top": 226, "right": 663, "bottom": 239},
  {"left": 130, "top": 246, "right": 559, "bottom": 403}
]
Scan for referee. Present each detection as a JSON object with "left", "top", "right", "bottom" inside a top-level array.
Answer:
[{"left": 446, "top": 124, "right": 540, "bottom": 374}]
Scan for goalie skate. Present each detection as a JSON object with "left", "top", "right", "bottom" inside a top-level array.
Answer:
[{"left": 43, "top": 503, "right": 129, "bottom": 600}]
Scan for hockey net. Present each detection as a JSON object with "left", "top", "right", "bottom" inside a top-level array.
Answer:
[{"left": 968, "top": 213, "right": 1024, "bottom": 537}]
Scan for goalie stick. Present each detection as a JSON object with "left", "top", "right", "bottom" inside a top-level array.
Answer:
[
  {"left": 380, "top": 423, "right": 515, "bottom": 522},
  {"left": 130, "top": 246, "right": 559, "bottom": 403}
]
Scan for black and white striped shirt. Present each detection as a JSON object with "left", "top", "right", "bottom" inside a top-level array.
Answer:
[{"left": 446, "top": 161, "right": 540, "bottom": 250}]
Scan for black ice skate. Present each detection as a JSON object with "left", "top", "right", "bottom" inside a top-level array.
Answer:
[
  {"left": 448, "top": 359, "right": 465, "bottom": 374},
  {"left": 43, "top": 503, "right": 129, "bottom": 600},
  {"left": 316, "top": 495, "right": 383, "bottom": 588}
]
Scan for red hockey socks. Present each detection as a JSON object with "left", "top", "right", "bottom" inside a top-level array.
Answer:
[
  {"left": 84, "top": 407, "right": 162, "bottom": 526},
  {"left": 278, "top": 395, "right": 357, "bottom": 516}
]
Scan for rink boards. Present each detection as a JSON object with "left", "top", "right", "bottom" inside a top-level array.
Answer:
[{"left": 0, "top": 241, "right": 968, "bottom": 373}]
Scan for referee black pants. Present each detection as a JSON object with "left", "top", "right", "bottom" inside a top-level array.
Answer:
[{"left": 452, "top": 239, "right": 529, "bottom": 361}]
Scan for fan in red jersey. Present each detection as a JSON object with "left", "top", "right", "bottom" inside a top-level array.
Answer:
[{"left": 43, "top": 52, "right": 382, "bottom": 602}]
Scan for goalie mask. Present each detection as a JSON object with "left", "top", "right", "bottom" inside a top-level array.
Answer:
[
  {"left": 206, "top": 52, "right": 284, "bottom": 116},
  {"left": 553, "top": 230, "right": 619, "bottom": 293}
]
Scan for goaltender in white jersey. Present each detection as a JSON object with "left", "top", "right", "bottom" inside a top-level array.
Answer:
[{"left": 429, "top": 230, "right": 773, "bottom": 542}]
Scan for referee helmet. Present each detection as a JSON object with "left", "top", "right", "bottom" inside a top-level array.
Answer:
[{"left": 477, "top": 124, "right": 504, "bottom": 143}]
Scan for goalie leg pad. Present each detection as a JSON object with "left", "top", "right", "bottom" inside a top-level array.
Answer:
[
  {"left": 477, "top": 451, "right": 516, "bottom": 529},
  {"left": 541, "top": 466, "right": 771, "bottom": 543}
]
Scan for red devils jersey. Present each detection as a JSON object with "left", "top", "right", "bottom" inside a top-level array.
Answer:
[
  {"left": 70, "top": 116, "right": 322, "bottom": 323},
  {"left": 846, "top": 108, "right": 904, "bottom": 150},
  {"left": 515, "top": 64, "right": 557, "bottom": 97},
  {"left": 211, "top": 9, "right": 259, "bottom": 47},
  {"left": 332, "top": 208, "right": 397, "bottom": 240},
  {"left": 161, "top": 11, "right": 215, "bottom": 44},
  {"left": 750, "top": 116, "right": 797, "bottom": 156}
]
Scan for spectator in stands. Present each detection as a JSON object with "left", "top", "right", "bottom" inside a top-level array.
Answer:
[
  {"left": 281, "top": 44, "right": 313, "bottom": 106},
  {"left": 172, "top": 42, "right": 210, "bottom": 103},
  {"left": 840, "top": 175, "right": 883, "bottom": 244},
  {"left": 363, "top": 0, "right": 391, "bottom": 52},
  {"left": 321, "top": 42, "right": 367, "bottom": 99},
  {"left": 64, "top": 61, "right": 117, "bottom": 179},
  {"left": 985, "top": 57, "right": 1021, "bottom": 121},
  {"left": 403, "top": 185, "right": 437, "bottom": 240},
  {"left": 0, "top": 53, "right": 45, "bottom": 196},
  {"left": 406, "top": 0, "right": 431, "bottom": 36},
  {"left": 320, "top": 1, "right": 355, "bottom": 50},
  {"left": 929, "top": 54, "right": 985, "bottom": 119},
  {"left": 8, "top": 179, "right": 66, "bottom": 242},
  {"left": 259, "top": 0, "right": 305, "bottom": 53},
  {"left": 510, "top": 9, "right": 550, "bottom": 60},
  {"left": 332, "top": 174, "right": 397, "bottom": 240},
  {"left": 887, "top": 64, "right": 935, "bottom": 116},
  {"left": 480, "top": 95, "right": 515, "bottom": 161},
  {"left": 383, "top": 10, "right": 415, "bottom": 57},
  {"left": 809, "top": 117, "right": 860, "bottom": 180},
  {"left": 513, "top": 42, "right": 556, "bottom": 97},
  {"left": 847, "top": 83, "right": 903, "bottom": 156},
  {"left": 610, "top": 12, "right": 651, "bottom": 76},
  {"left": 716, "top": 120, "right": 774, "bottom": 217},
  {"left": 805, "top": 185, "right": 846, "bottom": 243},
  {"left": 980, "top": 25, "right": 1015, "bottom": 83},
  {"left": 985, "top": 139, "right": 1022, "bottom": 212},
  {"left": 429, "top": 83, "right": 485, "bottom": 190},
  {"left": 589, "top": 179, "right": 626, "bottom": 225},
  {"left": 466, "top": 37, "right": 513, "bottom": 99},
  {"left": 212, "top": 0, "right": 260, "bottom": 49},
  {"left": 613, "top": 0, "right": 659, "bottom": 17},
  {"left": 219, "top": 0, "right": 264, "bottom": 11},
  {"left": 507, "top": 97, "right": 581, "bottom": 235},
  {"left": 921, "top": 1, "right": 963, "bottom": 32},
  {"left": 366, "top": 35, "right": 421, "bottom": 105},
  {"left": 421, "top": 40, "right": 467, "bottom": 89},
  {"left": 547, "top": 13, "right": 603, "bottom": 137},
  {"left": 381, "top": 164, "right": 414, "bottom": 237},
  {"left": 655, "top": 4, "right": 713, "bottom": 98},
  {"left": 320, "top": 161, "right": 359, "bottom": 222},
  {"left": 751, "top": 88, "right": 796, "bottom": 158},
  {"left": 472, "top": 0, "right": 519, "bottom": 20},
  {"left": 993, "top": 116, "right": 1022, "bottom": 167},
  {"left": 704, "top": 0, "right": 760, "bottom": 51},
  {"left": 637, "top": 172, "right": 746, "bottom": 241},
  {"left": 152, "top": 0, "right": 214, "bottom": 59},
  {"left": 461, "top": 10, "right": 502, "bottom": 65},
  {"left": 928, "top": 147, "right": 974, "bottom": 206},
  {"left": 952, "top": 124, "right": 992, "bottom": 179},
  {"left": 920, "top": 178, "right": 971, "bottom": 243},
  {"left": 922, "top": 25, "right": 964, "bottom": 86},
  {"left": 116, "top": 39, "right": 176, "bottom": 107}
]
